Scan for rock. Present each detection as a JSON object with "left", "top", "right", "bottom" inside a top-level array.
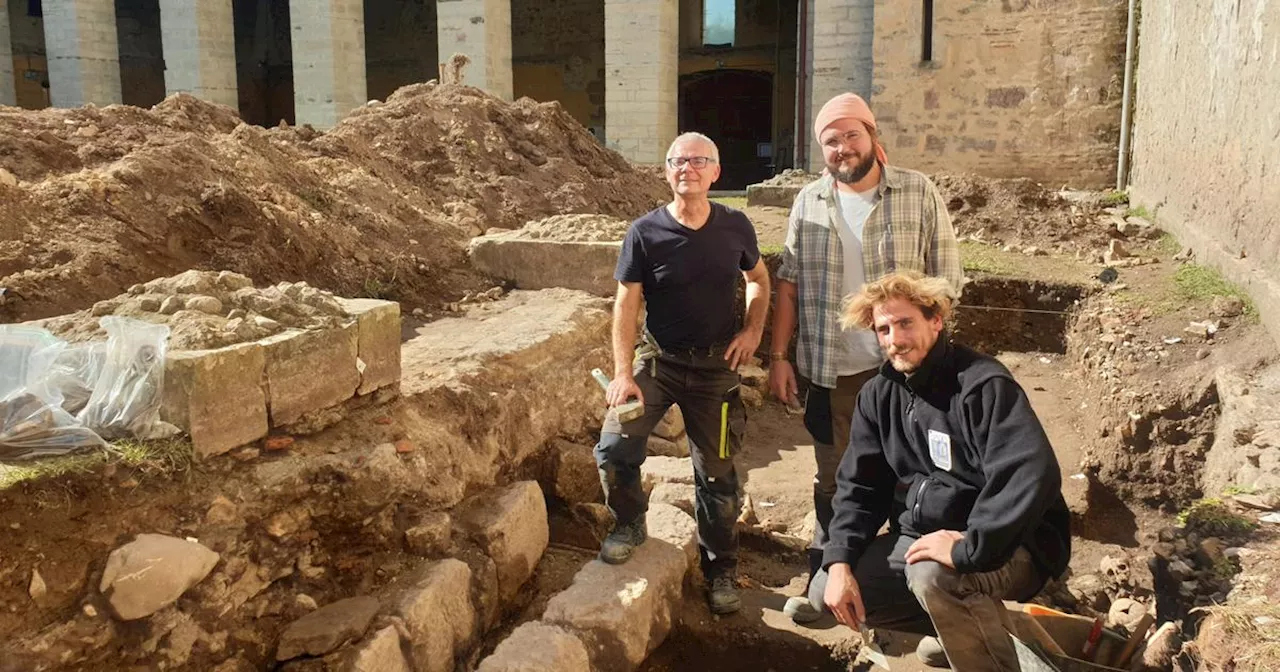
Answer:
[
  {"left": 738, "top": 363, "right": 767, "bottom": 388},
  {"left": 641, "top": 456, "right": 694, "bottom": 489},
  {"left": 1168, "top": 559, "right": 1194, "bottom": 581},
  {"left": 1067, "top": 573, "right": 1109, "bottom": 611},
  {"left": 160, "top": 296, "right": 183, "bottom": 315},
  {"left": 0, "top": 167, "right": 17, "bottom": 187},
  {"left": 552, "top": 440, "right": 602, "bottom": 504},
  {"left": 388, "top": 559, "right": 476, "bottom": 672},
  {"left": 295, "top": 594, "right": 318, "bottom": 611},
  {"left": 276, "top": 596, "right": 379, "bottom": 661},
  {"left": 1196, "top": 348, "right": 1211, "bottom": 360},
  {"left": 542, "top": 540, "right": 688, "bottom": 671},
  {"left": 138, "top": 296, "right": 162, "bottom": 312},
  {"left": 205, "top": 495, "right": 239, "bottom": 526},
  {"left": 456, "top": 481, "right": 549, "bottom": 602},
  {"left": 266, "top": 507, "right": 312, "bottom": 539},
  {"left": 29, "top": 568, "right": 47, "bottom": 602},
  {"left": 405, "top": 512, "right": 452, "bottom": 556},
  {"left": 1107, "top": 598, "right": 1148, "bottom": 631},
  {"left": 185, "top": 295, "right": 224, "bottom": 315},
  {"left": 100, "top": 534, "right": 220, "bottom": 620},
  {"left": 261, "top": 325, "right": 360, "bottom": 426},
  {"left": 1104, "top": 240, "right": 1130, "bottom": 264},
  {"left": 649, "top": 482, "right": 694, "bottom": 517},
  {"left": 91, "top": 300, "right": 117, "bottom": 316},
  {"left": 646, "top": 435, "right": 689, "bottom": 458},
  {"left": 647, "top": 503, "right": 698, "bottom": 566},
  {"left": 477, "top": 622, "right": 590, "bottom": 672},
  {"left": 1138, "top": 621, "right": 1181, "bottom": 671},
  {"left": 1210, "top": 295, "right": 1245, "bottom": 318},
  {"left": 653, "top": 406, "right": 685, "bottom": 441},
  {"left": 740, "top": 385, "right": 764, "bottom": 408},
  {"left": 1151, "top": 542, "right": 1177, "bottom": 560},
  {"left": 216, "top": 271, "right": 254, "bottom": 291},
  {"left": 348, "top": 626, "right": 411, "bottom": 672},
  {"left": 1232, "top": 492, "right": 1279, "bottom": 510}
]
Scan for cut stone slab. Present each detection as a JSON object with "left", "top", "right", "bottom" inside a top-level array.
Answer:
[
  {"left": 646, "top": 503, "right": 698, "bottom": 566},
  {"left": 99, "top": 534, "right": 220, "bottom": 621},
  {"left": 652, "top": 406, "right": 684, "bottom": 441},
  {"left": 646, "top": 435, "right": 689, "bottom": 458},
  {"left": 457, "top": 481, "right": 549, "bottom": 603},
  {"left": 648, "top": 483, "right": 694, "bottom": 518},
  {"left": 468, "top": 237, "right": 621, "bottom": 296},
  {"left": 388, "top": 559, "right": 475, "bottom": 672},
  {"left": 477, "top": 622, "right": 590, "bottom": 672},
  {"left": 261, "top": 324, "right": 360, "bottom": 426},
  {"left": 553, "top": 440, "right": 602, "bottom": 504},
  {"left": 746, "top": 182, "right": 804, "bottom": 208},
  {"left": 276, "top": 595, "right": 380, "bottom": 661},
  {"left": 348, "top": 626, "right": 411, "bottom": 672},
  {"left": 162, "top": 342, "right": 269, "bottom": 458},
  {"left": 336, "top": 298, "right": 402, "bottom": 395},
  {"left": 542, "top": 540, "right": 688, "bottom": 671},
  {"left": 642, "top": 456, "right": 694, "bottom": 489}
]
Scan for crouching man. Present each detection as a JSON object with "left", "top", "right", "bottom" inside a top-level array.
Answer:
[{"left": 812, "top": 271, "right": 1071, "bottom": 671}]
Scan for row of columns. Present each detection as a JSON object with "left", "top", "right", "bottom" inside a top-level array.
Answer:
[{"left": 3, "top": 0, "right": 864, "bottom": 166}]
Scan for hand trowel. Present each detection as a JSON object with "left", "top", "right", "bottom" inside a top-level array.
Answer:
[
  {"left": 590, "top": 368, "right": 645, "bottom": 423},
  {"left": 858, "top": 623, "right": 891, "bottom": 671}
]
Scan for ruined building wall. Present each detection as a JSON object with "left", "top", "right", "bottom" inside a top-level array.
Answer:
[
  {"left": 365, "top": 0, "right": 438, "bottom": 103},
  {"left": 512, "top": 0, "right": 605, "bottom": 138},
  {"left": 1128, "top": 0, "right": 1280, "bottom": 345},
  {"left": 870, "top": 0, "right": 1127, "bottom": 188}
]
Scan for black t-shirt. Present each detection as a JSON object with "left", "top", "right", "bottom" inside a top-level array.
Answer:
[{"left": 615, "top": 202, "right": 760, "bottom": 349}]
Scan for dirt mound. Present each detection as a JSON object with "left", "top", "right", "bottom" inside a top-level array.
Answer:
[
  {"left": 504, "top": 213, "right": 632, "bottom": 242},
  {"left": 0, "top": 85, "right": 669, "bottom": 323},
  {"left": 933, "top": 173, "right": 1114, "bottom": 252}
]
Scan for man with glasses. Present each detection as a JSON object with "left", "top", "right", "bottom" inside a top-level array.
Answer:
[
  {"left": 768, "top": 94, "right": 963, "bottom": 637},
  {"left": 594, "top": 132, "right": 770, "bottom": 615}
]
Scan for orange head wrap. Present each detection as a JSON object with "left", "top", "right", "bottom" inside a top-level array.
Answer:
[{"left": 813, "top": 93, "right": 887, "bottom": 165}]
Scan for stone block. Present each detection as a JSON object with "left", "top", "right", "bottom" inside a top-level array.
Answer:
[
  {"left": 641, "top": 456, "right": 694, "bottom": 489},
  {"left": 652, "top": 406, "right": 684, "bottom": 440},
  {"left": 646, "top": 503, "right": 698, "bottom": 567},
  {"left": 745, "top": 183, "right": 802, "bottom": 208},
  {"left": 348, "top": 626, "right": 411, "bottom": 672},
  {"left": 261, "top": 324, "right": 360, "bottom": 426},
  {"left": 405, "top": 512, "right": 452, "bottom": 556},
  {"left": 468, "top": 238, "right": 622, "bottom": 296},
  {"left": 476, "top": 622, "right": 590, "bottom": 672},
  {"left": 336, "top": 298, "right": 402, "bottom": 394},
  {"left": 542, "top": 540, "right": 688, "bottom": 671},
  {"left": 648, "top": 483, "right": 694, "bottom": 518},
  {"left": 457, "top": 481, "right": 549, "bottom": 602},
  {"left": 646, "top": 435, "right": 688, "bottom": 458},
  {"left": 162, "top": 342, "right": 269, "bottom": 458},
  {"left": 277, "top": 596, "right": 379, "bottom": 661},
  {"left": 553, "top": 440, "right": 602, "bottom": 504},
  {"left": 388, "top": 559, "right": 475, "bottom": 672}
]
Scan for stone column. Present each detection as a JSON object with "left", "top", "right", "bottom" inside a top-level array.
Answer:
[
  {"left": 436, "top": 0, "right": 513, "bottom": 100},
  {"left": 806, "top": 0, "right": 874, "bottom": 171},
  {"left": 158, "top": 0, "right": 238, "bottom": 108},
  {"left": 290, "top": 0, "right": 367, "bottom": 129},
  {"left": 0, "top": 0, "right": 15, "bottom": 106},
  {"left": 42, "top": 0, "right": 123, "bottom": 107},
  {"left": 605, "top": 0, "right": 678, "bottom": 164}
]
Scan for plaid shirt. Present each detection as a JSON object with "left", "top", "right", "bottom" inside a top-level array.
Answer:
[{"left": 777, "top": 164, "right": 963, "bottom": 388}]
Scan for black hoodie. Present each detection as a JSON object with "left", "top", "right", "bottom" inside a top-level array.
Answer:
[{"left": 822, "top": 335, "right": 1071, "bottom": 582}]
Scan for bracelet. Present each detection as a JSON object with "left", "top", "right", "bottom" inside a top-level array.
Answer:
[{"left": 769, "top": 352, "right": 788, "bottom": 362}]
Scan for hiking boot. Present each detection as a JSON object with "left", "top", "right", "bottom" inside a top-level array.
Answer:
[
  {"left": 916, "top": 635, "right": 949, "bottom": 668},
  {"left": 708, "top": 575, "right": 742, "bottom": 615},
  {"left": 783, "top": 595, "right": 823, "bottom": 623},
  {"left": 598, "top": 515, "right": 646, "bottom": 565}
]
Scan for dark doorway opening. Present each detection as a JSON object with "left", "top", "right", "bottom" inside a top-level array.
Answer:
[
  {"left": 115, "top": 0, "right": 165, "bottom": 107},
  {"left": 365, "top": 0, "right": 438, "bottom": 102},
  {"left": 233, "top": 0, "right": 294, "bottom": 126},
  {"left": 679, "top": 69, "right": 773, "bottom": 190}
]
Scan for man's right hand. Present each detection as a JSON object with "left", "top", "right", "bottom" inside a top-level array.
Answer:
[
  {"left": 823, "top": 562, "right": 867, "bottom": 629},
  {"left": 768, "top": 359, "right": 800, "bottom": 406},
  {"left": 606, "top": 373, "right": 644, "bottom": 408}
]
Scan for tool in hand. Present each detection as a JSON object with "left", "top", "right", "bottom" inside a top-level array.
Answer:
[
  {"left": 1112, "top": 613, "right": 1155, "bottom": 668},
  {"left": 591, "top": 368, "right": 645, "bottom": 423},
  {"left": 1081, "top": 615, "right": 1105, "bottom": 661},
  {"left": 857, "top": 623, "right": 891, "bottom": 670}
]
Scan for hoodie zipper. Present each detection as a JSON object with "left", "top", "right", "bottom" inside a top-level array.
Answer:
[{"left": 912, "top": 478, "right": 930, "bottom": 529}]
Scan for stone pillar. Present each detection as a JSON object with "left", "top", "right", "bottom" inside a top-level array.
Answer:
[
  {"left": 806, "top": 0, "right": 874, "bottom": 171},
  {"left": 436, "top": 0, "right": 513, "bottom": 100},
  {"left": 605, "top": 0, "right": 678, "bottom": 164},
  {"left": 290, "top": 0, "right": 367, "bottom": 129},
  {"left": 158, "top": 0, "right": 238, "bottom": 108},
  {"left": 0, "top": 0, "right": 15, "bottom": 106},
  {"left": 42, "top": 0, "right": 123, "bottom": 107}
]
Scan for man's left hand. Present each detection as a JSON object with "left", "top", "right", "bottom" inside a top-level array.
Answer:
[
  {"left": 904, "top": 530, "right": 965, "bottom": 567},
  {"left": 724, "top": 327, "right": 763, "bottom": 370}
]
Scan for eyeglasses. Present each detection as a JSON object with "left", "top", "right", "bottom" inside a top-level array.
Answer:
[
  {"left": 665, "top": 156, "right": 717, "bottom": 169},
  {"left": 822, "top": 129, "right": 865, "bottom": 150}
]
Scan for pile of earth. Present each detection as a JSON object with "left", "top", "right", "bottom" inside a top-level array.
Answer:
[
  {"left": 495, "top": 213, "right": 632, "bottom": 242},
  {"left": 0, "top": 84, "right": 670, "bottom": 323},
  {"left": 932, "top": 173, "right": 1120, "bottom": 253}
]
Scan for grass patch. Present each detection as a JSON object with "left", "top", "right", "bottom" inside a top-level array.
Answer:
[
  {"left": 1177, "top": 498, "right": 1256, "bottom": 539},
  {"left": 960, "top": 241, "right": 1015, "bottom": 276},
  {"left": 1173, "top": 264, "right": 1257, "bottom": 316},
  {"left": 1198, "top": 603, "right": 1280, "bottom": 672},
  {"left": 1125, "top": 204, "right": 1153, "bottom": 221},
  {"left": 712, "top": 196, "right": 748, "bottom": 210},
  {"left": 361, "top": 270, "right": 401, "bottom": 301},
  {"left": 1101, "top": 190, "right": 1129, "bottom": 206},
  {"left": 0, "top": 437, "right": 193, "bottom": 491},
  {"left": 1155, "top": 231, "right": 1182, "bottom": 256},
  {"left": 760, "top": 243, "right": 784, "bottom": 257}
]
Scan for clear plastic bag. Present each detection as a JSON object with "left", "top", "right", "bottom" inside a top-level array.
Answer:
[
  {"left": 76, "top": 317, "right": 178, "bottom": 440},
  {"left": 47, "top": 342, "right": 108, "bottom": 415},
  {"left": 0, "top": 326, "right": 107, "bottom": 460},
  {"left": 0, "top": 326, "right": 63, "bottom": 401}
]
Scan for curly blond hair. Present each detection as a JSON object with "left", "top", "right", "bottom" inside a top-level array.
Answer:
[{"left": 840, "top": 271, "right": 959, "bottom": 331}]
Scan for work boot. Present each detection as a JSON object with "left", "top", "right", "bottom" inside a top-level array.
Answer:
[
  {"left": 916, "top": 636, "right": 950, "bottom": 668},
  {"left": 708, "top": 575, "right": 742, "bottom": 615},
  {"left": 598, "top": 515, "right": 646, "bottom": 565},
  {"left": 783, "top": 595, "right": 823, "bottom": 623}
]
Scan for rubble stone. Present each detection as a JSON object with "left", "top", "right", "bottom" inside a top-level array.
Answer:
[
  {"left": 646, "top": 435, "right": 689, "bottom": 458},
  {"left": 646, "top": 503, "right": 698, "bottom": 566},
  {"left": 553, "top": 440, "right": 602, "bottom": 504},
  {"left": 162, "top": 343, "right": 269, "bottom": 457},
  {"left": 100, "top": 534, "right": 220, "bottom": 620},
  {"left": 653, "top": 406, "right": 685, "bottom": 440},
  {"left": 389, "top": 559, "right": 475, "bottom": 672},
  {"left": 457, "top": 481, "right": 549, "bottom": 602},
  {"left": 477, "top": 622, "right": 590, "bottom": 672},
  {"left": 405, "top": 512, "right": 452, "bottom": 556},
  {"left": 348, "top": 626, "right": 411, "bottom": 672},
  {"left": 648, "top": 482, "right": 694, "bottom": 517},
  {"left": 276, "top": 596, "right": 379, "bottom": 661}
]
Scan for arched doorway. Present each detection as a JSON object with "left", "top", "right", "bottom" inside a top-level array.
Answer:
[{"left": 679, "top": 69, "right": 773, "bottom": 190}]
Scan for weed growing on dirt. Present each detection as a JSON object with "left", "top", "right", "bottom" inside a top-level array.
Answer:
[
  {"left": 1223, "top": 485, "right": 1257, "bottom": 497},
  {"left": 0, "top": 437, "right": 193, "bottom": 490},
  {"left": 1101, "top": 190, "right": 1129, "bottom": 206},
  {"left": 362, "top": 270, "right": 401, "bottom": 301},
  {"left": 1197, "top": 603, "right": 1280, "bottom": 672},
  {"left": 711, "top": 196, "right": 748, "bottom": 210},
  {"left": 1125, "top": 204, "right": 1154, "bottom": 220},
  {"left": 1177, "top": 498, "right": 1257, "bottom": 539},
  {"left": 759, "top": 243, "right": 784, "bottom": 256},
  {"left": 960, "top": 241, "right": 1014, "bottom": 276},
  {"left": 1155, "top": 232, "right": 1182, "bottom": 256},
  {"left": 1173, "top": 265, "right": 1257, "bottom": 317}
]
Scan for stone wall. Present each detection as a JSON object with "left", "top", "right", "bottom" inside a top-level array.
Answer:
[
  {"left": 7, "top": 0, "right": 49, "bottom": 109},
  {"left": 115, "top": 0, "right": 165, "bottom": 108},
  {"left": 512, "top": 0, "right": 604, "bottom": 136},
  {"left": 1128, "top": 0, "right": 1280, "bottom": 346},
  {"left": 868, "top": 0, "right": 1127, "bottom": 188},
  {"left": 365, "top": 0, "right": 438, "bottom": 103}
]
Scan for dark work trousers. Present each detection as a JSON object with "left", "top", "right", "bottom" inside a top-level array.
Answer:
[
  {"left": 803, "top": 368, "right": 879, "bottom": 579},
  {"left": 594, "top": 338, "right": 746, "bottom": 580}
]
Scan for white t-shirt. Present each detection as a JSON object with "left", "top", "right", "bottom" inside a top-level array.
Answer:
[{"left": 832, "top": 188, "right": 885, "bottom": 375}]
